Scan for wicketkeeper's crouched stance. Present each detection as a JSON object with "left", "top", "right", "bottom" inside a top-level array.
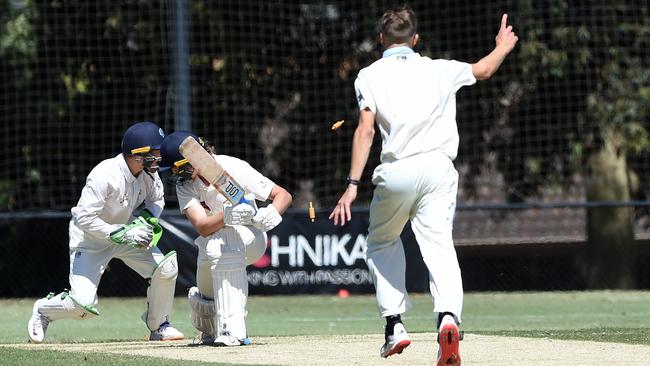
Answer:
[
  {"left": 159, "top": 131, "right": 292, "bottom": 346},
  {"left": 28, "top": 122, "right": 184, "bottom": 343}
]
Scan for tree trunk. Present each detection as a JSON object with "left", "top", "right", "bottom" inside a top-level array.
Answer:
[{"left": 585, "top": 135, "right": 635, "bottom": 289}]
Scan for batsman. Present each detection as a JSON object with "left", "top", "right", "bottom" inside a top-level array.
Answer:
[
  {"left": 28, "top": 122, "right": 184, "bottom": 343},
  {"left": 159, "top": 131, "right": 292, "bottom": 346},
  {"left": 330, "top": 5, "right": 518, "bottom": 365}
]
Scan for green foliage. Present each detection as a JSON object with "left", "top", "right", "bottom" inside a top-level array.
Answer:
[
  {"left": 0, "top": 179, "right": 16, "bottom": 210},
  {"left": 586, "top": 59, "right": 650, "bottom": 155},
  {"left": 0, "top": 3, "right": 35, "bottom": 59},
  {"left": 0, "top": 1, "right": 648, "bottom": 209},
  {"left": 496, "top": 0, "right": 649, "bottom": 200},
  {"left": 0, "top": 0, "right": 37, "bottom": 85}
]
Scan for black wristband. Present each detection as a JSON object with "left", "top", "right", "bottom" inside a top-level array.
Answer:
[{"left": 346, "top": 177, "right": 360, "bottom": 186}]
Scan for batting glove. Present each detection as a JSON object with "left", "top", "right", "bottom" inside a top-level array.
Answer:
[
  {"left": 224, "top": 202, "right": 256, "bottom": 226},
  {"left": 252, "top": 204, "right": 282, "bottom": 232},
  {"left": 109, "top": 217, "right": 154, "bottom": 248}
]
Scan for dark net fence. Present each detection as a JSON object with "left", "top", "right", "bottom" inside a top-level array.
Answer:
[{"left": 1, "top": 0, "right": 649, "bottom": 296}]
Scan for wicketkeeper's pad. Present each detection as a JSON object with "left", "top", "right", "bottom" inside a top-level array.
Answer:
[
  {"left": 142, "top": 251, "right": 178, "bottom": 330},
  {"left": 37, "top": 291, "right": 99, "bottom": 321}
]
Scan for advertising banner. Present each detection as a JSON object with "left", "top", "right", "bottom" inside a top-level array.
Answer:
[
  {"left": 159, "top": 210, "right": 430, "bottom": 295},
  {"left": 246, "top": 213, "right": 374, "bottom": 294}
]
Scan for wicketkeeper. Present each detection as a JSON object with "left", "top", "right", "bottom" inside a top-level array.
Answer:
[
  {"left": 28, "top": 121, "right": 184, "bottom": 343},
  {"left": 159, "top": 131, "right": 292, "bottom": 346},
  {"left": 329, "top": 5, "right": 518, "bottom": 365}
]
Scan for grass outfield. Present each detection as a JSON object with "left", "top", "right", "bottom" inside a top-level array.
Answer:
[{"left": 2, "top": 291, "right": 650, "bottom": 365}]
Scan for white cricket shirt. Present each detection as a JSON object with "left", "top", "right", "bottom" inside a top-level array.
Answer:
[
  {"left": 70, "top": 154, "right": 165, "bottom": 243},
  {"left": 355, "top": 46, "right": 476, "bottom": 162},
  {"left": 176, "top": 154, "right": 274, "bottom": 215}
]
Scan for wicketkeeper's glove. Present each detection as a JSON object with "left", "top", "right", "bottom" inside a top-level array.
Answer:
[
  {"left": 136, "top": 208, "right": 163, "bottom": 248},
  {"left": 252, "top": 204, "right": 282, "bottom": 232},
  {"left": 224, "top": 200, "right": 256, "bottom": 226},
  {"left": 138, "top": 208, "right": 155, "bottom": 220},
  {"left": 109, "top": 217, "right": 154, "bottom": 248},
  {"left": 146, "top": 217, "right": 163, "bottom": 248}
]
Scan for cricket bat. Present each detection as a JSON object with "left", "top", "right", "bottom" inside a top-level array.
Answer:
[{"left": 178, "top": 136, "right": 254, "bottom": 210}]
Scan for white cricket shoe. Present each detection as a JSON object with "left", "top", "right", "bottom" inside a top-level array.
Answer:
[
  {"left": 437, "top": 315, "right": 461, "bottom": 366},
  {"left": 149, "top": 322, "right": 185, "bottom": 341},
  {"left": 214, "top": 332, "right": 251, "bottom": 346},
  {"left": 27, "top": 299, "right": 49, "bottom": 343},
  {"left": 380, "top": 322, "right": 411, "bottom": 358}
]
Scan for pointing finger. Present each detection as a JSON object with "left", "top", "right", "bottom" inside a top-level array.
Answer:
[{"left": 501, "top": 14, "right": 508, "bottom": 30}]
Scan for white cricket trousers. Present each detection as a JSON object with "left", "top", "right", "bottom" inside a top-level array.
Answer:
[
  {"left": 67, "top": 221, "right": 166, "bottom": 306},
  {"left": 193, "top": 225, "right": 265, "bottom": 340},
  {"left": 194, "top": 225, "right": 266, "bottom": 299},
  {"left": 365, "top": 151, "right": 463, "bottom": 322}
]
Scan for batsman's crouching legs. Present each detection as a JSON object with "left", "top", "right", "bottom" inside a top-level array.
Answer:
[{"left": 210, "top": 228, "right": 249, "bottom": 346}]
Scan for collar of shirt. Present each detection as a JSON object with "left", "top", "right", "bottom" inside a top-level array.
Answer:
[
  {"left": 117, "top": 154, "right": 137, "bottom": 183},
  {"left": 382, "top": 46, "right": 415, "bottom": 58}
]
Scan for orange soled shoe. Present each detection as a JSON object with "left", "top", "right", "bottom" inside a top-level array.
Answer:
[
  {"left": 437, "top": 315, "right": 461, "bottom": 366},
  {"left": 149, "top": 322, "right": 185, "bottom": 341},
  {"left": 380, "top": 322, "right": 411, "bottom": 358}
]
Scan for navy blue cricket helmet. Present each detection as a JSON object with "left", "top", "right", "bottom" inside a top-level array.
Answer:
[
  {"left": 121, "top": 121, "right": 165, "bottom": 155},
  {"left": 159, "top": 131, "right": 200, "bottom": 171}
]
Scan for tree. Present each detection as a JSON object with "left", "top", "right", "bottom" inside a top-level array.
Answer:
[{"left": 508, "top": 0, "right": 649, "bottom": 288}]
